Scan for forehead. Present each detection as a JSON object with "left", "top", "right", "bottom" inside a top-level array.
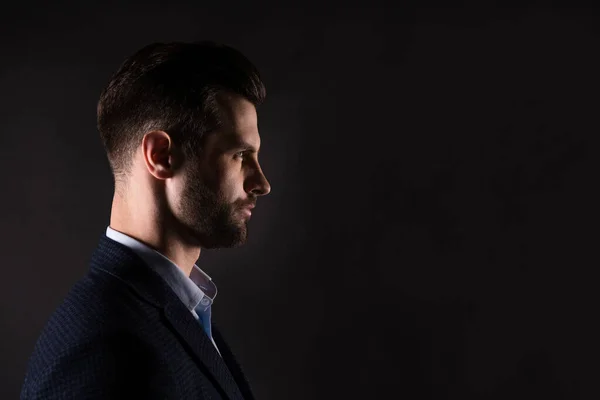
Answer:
[{"left": 211, "top": 92, "right": 261, "bottom": 150}]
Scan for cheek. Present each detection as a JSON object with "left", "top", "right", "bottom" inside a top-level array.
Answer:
[
  {"left": 214, "top": 160, "right": 246, "bottom": 200},
  {"left": 218, "top": 174, "right": 244, "bottom": 203}
]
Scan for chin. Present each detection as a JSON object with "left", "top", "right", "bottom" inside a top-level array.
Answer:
[
  {"left": 200, "top": 237, "right": 247, "bottom": 250},
  {"left": 195, "top": 226, "right": 248, "bottom": 249}
]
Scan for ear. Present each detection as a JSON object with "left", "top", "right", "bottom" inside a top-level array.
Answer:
[{"left": 141, "top": 130, "right": 175, "bottom": 180}]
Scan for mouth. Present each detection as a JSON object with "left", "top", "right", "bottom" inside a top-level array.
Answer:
[{"left": 239, "top": 204, "right": 254, "bottom": 218}]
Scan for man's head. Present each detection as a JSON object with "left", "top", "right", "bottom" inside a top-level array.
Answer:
[{"left": 98, "top": 42, "right": 271, "bottom": 249}]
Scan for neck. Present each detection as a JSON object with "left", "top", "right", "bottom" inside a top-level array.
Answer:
[{"left": 109, "top": 190, "right": 201, "bottom": 277}]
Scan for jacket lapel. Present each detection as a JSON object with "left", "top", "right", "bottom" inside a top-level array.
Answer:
[
  {"left": 212, "top": 323, "right": 256, "bottom": 400},
  {"left": 91, "top": 234, "right": 245, "bottom": 400},
  {"left": 163, "top": 301, "right": 244, "bottom": 400}
]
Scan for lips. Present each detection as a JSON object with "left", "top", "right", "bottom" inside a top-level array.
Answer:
[{"left": 240, "top": 203, "right": 255, "bottom": 218}]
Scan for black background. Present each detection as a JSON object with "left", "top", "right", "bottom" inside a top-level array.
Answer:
[{"left": 2, "top": 2, "right": 599, "bottom": 399}]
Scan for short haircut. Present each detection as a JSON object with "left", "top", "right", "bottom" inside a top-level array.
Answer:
[{"left": 97, "top": 41, "right": 266, "bottom": 184}]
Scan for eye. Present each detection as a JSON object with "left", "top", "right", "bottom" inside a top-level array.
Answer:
[{"left": 234, "top": 151, "right": 245, "bottom": 160}]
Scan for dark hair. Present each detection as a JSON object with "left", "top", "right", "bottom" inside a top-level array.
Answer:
[{"left": 97, "top": 41, "right": 266, "bottom": 183}]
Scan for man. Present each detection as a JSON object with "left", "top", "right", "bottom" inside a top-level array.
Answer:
[{"left": 21, "top": 41, "right": 271, "bottom": 400}]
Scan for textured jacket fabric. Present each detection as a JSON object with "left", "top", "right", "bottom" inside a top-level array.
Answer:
[{"left": 21, "top": 234, "right": 254, "bottom": 400}]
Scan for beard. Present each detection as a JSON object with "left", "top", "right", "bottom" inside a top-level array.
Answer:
[{"left": 176, "top": 167, "right": 248, "bottom": 249}]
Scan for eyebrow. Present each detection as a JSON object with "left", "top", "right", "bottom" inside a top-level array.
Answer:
[{"left": 224, "top": 136, "right": 260, "bottom": 154}]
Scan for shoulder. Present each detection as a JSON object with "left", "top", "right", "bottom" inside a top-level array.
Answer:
[
  {"left": 22, "top": 269, "right": 169, "bottom": 399},
  {"left": 57, "top": 268, "right": 151, "bottom": 325},
  {"left": 29, "top": 266, "right": 161, "bottom": 364}
]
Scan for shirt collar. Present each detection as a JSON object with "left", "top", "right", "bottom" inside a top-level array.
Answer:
[{"left": 105, "top": 226, "right": 217, "bottom": 313}]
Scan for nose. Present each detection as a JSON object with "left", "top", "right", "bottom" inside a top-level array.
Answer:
[{"left": 246, "top": 166, "right": 271, "bottom": 197}]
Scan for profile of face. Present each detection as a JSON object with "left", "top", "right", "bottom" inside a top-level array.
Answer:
[{"left": 168, "top": 92, "right": 271, "bottom": 249}]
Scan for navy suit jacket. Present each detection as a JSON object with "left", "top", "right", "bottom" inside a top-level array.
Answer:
[{"left": 21, "top": 234, "right": 255, "bottom": 400}]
